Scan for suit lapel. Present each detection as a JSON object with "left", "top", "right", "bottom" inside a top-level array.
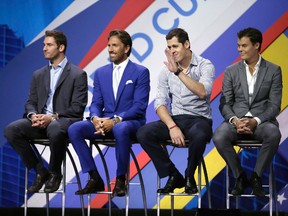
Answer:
[
  {"left": 55, "top": 62, "right": 70, "bottom": 90},
  {"left": 239, "top": 62, "right": 249, "bottom": 103},
  {"left": 251, "top": 59, "right": 267, "bottom": 105},
  {"left": 44, "top": 66, "right": 50, "bottom": 94},
  {"left": 115, "top": 61, "right": 134, "bottom": 104}
]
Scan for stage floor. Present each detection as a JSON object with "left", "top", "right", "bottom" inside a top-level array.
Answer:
[{"left": 0, "top": 208, "right": 287, "bottom": 216}]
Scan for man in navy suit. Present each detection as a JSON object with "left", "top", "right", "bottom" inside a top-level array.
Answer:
[
  {"left": 213, "top": 27, "right": 282, "bottom": 196},
  {"left": 4, "top": 30, "right": 88, "bottom": 193},
  {"left": 68, "top": 30, "right": 150, "bottom": 196}
]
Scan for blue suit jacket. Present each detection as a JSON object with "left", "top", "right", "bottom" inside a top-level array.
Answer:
[{"left": 90, "top": 60, "right": 150, "bottom": 124}]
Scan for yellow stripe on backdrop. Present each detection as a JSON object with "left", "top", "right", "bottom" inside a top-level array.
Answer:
[
  {"left": 154, "top": 32, "right": 288, "bottom": 210},
  {"left": 261, "top": 33, "right": 288, "bottom": 110}
]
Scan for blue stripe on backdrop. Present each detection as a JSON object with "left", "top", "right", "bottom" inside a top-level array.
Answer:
[
  {"left": 202, "top": 0, "right": 288, "bottom": 79},
  {"left": 0, "top": 0, "right": 74, "bottom": 45}
]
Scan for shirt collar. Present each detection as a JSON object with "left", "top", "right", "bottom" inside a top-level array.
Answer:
[
  {"left": 113, "top": 58, "right": 129, "bottom": 71},
  {"left": 190, "top": 52, "right": 198, "bottom": 67},
  {"left": 244, "top": 55, "right": 261, "bottom": 68},
  {"left": 49, "top": 56, "right": 68, "bottom": 69}
]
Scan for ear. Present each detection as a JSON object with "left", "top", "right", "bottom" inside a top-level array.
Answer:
[
  {"left": 124, "top": 45, "right": 130, "bottom": 54},
  {"left": 59, "top": 44, "right": 65, "bottom": 52},
  {"left": 184, "top": 40, "right": 190, "bottom": 49},
  {"left": 254, "top": 42, "right": 260, "bottom": 50}
]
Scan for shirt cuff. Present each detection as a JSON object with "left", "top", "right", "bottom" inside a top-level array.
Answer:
[
  {"left": 229, "top": 116, "right": 238, "bottom": 125},
  {"left": 114, "top": 115, "right": 122, "bottom": 122},
  {"left": 254, "top": 117, "right": 261, "bottom": 125},
  {"left": 90, "top": 116, "right": 98, "bottom": 123},
  {"left": 27, "top": 112, "right": 36, "bottom": 120}
]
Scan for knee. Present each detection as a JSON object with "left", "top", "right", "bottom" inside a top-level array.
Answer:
[
  {"left": 68, "top": 122, "right": 82, "bottom": 140},
  {"left": 136, "top": 125, "right": 150, "bottom": 144},
  {"left": 262, "top": 124, "right": 281, "bottom": 146},
  {"left": 4, "top": 122, "right": 18, "bottom": 143},
  {"left": 212, "top": 130, "right": 229, "bottom": 151}
]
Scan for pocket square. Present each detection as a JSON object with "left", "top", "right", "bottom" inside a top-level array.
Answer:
[{"left": 125, "top": 80, "right": 133, "bottom": 85}]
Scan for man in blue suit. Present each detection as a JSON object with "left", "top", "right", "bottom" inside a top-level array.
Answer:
[{"left": 68, "top": 30, "right": 150, "bottom": 196}]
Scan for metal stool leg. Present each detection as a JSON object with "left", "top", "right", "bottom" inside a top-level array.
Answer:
[
  {"left": 157, "top": 176, "right": 161, "bottom": 216},
  {"left": 157, "top": 146, "right": 210, "bottom": 216},
  {"left": 24, "top": 166, "right": 28, "bottom": 216},
  {"left": 198, "top": 160, "right": 202, "bottom": 208},
  {"left": 24, "top": 140, "right": 84, "bottom": 216},
  {"left": 66, "top": 147, "right": 85, "bottom": 216},
  {"left": 88, "top": 144, "right": 112, "bottom": 216},
  {"left": 201, "top": 158, "right": 211, "bottom": 208},
  {"left": 130, "top": 149, "right": 148, "bottom": 216},
  {"left": 125, "top": 161, "right": 130, "bottom": 216},
  {"left": 62, "top": 152, "right": 66, "bottom": 216}
]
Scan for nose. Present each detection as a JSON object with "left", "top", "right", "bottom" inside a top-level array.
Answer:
[{"left": 108, "top": 46, "right": 113, "bottom": 53}]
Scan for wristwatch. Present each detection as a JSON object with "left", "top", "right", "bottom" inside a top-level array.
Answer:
[{"left": 174, "top": 67, "right": 183, "bottom": 76}]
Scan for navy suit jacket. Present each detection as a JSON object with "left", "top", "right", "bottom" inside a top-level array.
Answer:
[
  {"left": 90, "top": 60, "right": 150, "bottom": 124},
  {"left": 25, "top": 61, "right": 88, "bottom": 122},
  {"left": 220, "top": 58, "right": 282, "bottom": 126}
]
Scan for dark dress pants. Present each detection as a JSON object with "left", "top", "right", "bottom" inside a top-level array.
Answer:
[
  {"left": 137, "top": 115, "right": 212, "bottom": 178},
  {"left": 4, "top": 118, "right": 71, "bottom": 174}
]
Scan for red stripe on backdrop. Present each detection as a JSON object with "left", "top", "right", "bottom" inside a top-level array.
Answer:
[
  {"left": 79, "top": 0, "right": 154, "bottom": 69},
  {"left": 89, "top": 10, "right": 288, "bottom": 209},
  {"left": 210, "top": 11, "right": 288, "bottom": 102}
]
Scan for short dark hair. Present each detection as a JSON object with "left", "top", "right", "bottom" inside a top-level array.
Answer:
[
  {"left": 108, "top": 30, "right": 132, "bottom": 56},
  {"left": 237, "top": 27, "right": 262, "bottom": 51},
  {"left": 166, "top": 28, "right": 190, "bottom": 48},
  {"left": 45, "top": 30, "right": 67, "bottom": 53}
]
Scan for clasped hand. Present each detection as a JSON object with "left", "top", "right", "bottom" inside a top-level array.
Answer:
[
  {"left": 93, "top": 117, "right": 114, "bottom": 136},
  {"left": 31, "top": 114, "right": 51, "bottom": 128},
  {"left": 235, "top": 117, "right": 257, "bottom": 134}
]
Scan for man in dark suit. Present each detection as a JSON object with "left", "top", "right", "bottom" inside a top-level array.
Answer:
[
  {"left": 68, "top": 30, "right": 150, "bottom": 196},
  {"left": 213, "top": 27, "right": 282, "bottom": 196},
  {"left": 4, "top": 30, "right": 88, "bottom": 193}
]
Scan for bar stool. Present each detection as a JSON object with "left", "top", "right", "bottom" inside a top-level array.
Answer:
[
  {"left": 24, "top": 139, "right": 85, "bottom": 216},
  {"left": 87, "top": 138, "right": 147, "bottom": 216},
  {"left": 226, "top": 140, "right": 278, "bottom": 216},
  {"left": 157, "top": 140, "right": 211, "bottom": 216}
]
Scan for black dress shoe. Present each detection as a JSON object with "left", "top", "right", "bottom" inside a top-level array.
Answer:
[
  {"left": 250, "top": 172, "right": 266, "bottom": 197},
  {"left": 157, "top": 174, "right": 185, "bottom": 194},
  {"left": 28, "top": 173, "right": 50, "bottom": 193},
  {"left": 44, "top": 173, "right": 63, "bottom": 193},
  {"left": 185, "top": 177, "right": 198, "bottom": 194},
  {"left": 231, "top": 173, "right": 249, "bottom": 195},
  {"left": 113, "top": 178, "right": 126, "bottom": 197},
  {"left": 75, "top": 178, "right": 105, "bottom": 195}
]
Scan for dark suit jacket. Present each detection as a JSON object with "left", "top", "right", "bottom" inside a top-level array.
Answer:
[
  {"left": 25, "top": 61, "right": 88, "bottom": 122},
  {"left": 89, "top": 60, "right": 150, "bottom": 123},
  {"left": 220, "top": 58, "right": 282, "bottom": 126}
]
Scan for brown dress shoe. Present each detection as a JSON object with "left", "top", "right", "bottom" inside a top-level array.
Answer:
[
  {"left": 113, "top": 178, "right": 126, "bottom": 197},
  {"left": 75, "top": 178, "right": 105, "bottom": 195},
  {"left": 28, "top": 173, "right": 50, "bottom": 193}
]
